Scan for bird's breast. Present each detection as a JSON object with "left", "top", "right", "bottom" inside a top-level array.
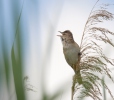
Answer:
[{"left": 63, "top": 45, "right": 80, "bottom": 66}]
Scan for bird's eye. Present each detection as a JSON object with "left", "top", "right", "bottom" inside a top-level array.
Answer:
[{"left": 63, "top": 33, "right": 65, "bottom": 35}]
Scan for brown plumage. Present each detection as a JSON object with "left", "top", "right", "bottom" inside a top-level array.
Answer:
[{"left": 57, "top": 30, "right": 82, "bottom": 84}]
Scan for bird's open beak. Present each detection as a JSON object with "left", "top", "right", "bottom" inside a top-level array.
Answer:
[{"left": 57, "top": 31, "right": 63, "bottom": 37}]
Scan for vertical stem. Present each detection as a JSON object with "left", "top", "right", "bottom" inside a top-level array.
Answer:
[
  {"left": 102, "top": 76, "right": 106, "bottom": 100},
  {"left": 80, "top": 0, "right": 100, "bottom": 48},
  {"left": 71, "top": 76, "right": 75, "bottom": 100},
  {"left": 71, "top": 68, "right": 76, "bottom": 100}
]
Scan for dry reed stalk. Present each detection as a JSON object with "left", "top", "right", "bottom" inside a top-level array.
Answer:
[{"left": 72, "top": 0, "right": 114, "bottom": 100}]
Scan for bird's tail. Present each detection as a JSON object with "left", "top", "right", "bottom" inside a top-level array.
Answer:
[
  {"left": 75, "top": 53, "right": 82, "bottom": 84},
  {"left": 73, "top": 64, "right": 82, "bottom": 84},
  {"left": 76, "top": 70, "right": 82, "bottom": 84}
]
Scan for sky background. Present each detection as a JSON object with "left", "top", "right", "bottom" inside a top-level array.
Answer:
[{"left": 0, "top": 0, "right": 114, "bottom": 100}]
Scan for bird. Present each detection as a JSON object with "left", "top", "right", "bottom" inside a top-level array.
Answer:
[{"left": 57, "top": 30, "right": 82, "bottom": 84}]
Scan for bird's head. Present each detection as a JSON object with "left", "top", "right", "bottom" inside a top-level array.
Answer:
[
  {"left": 57, "top": 30, "right": 75, "bottom": 47},
  {"left": 57, "top": 30, "right": 74, "bottom": 42}
]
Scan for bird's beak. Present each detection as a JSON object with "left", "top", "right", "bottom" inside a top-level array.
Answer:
[{"left": 57, "top": 31, "right": 63, "bottom": 37}]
